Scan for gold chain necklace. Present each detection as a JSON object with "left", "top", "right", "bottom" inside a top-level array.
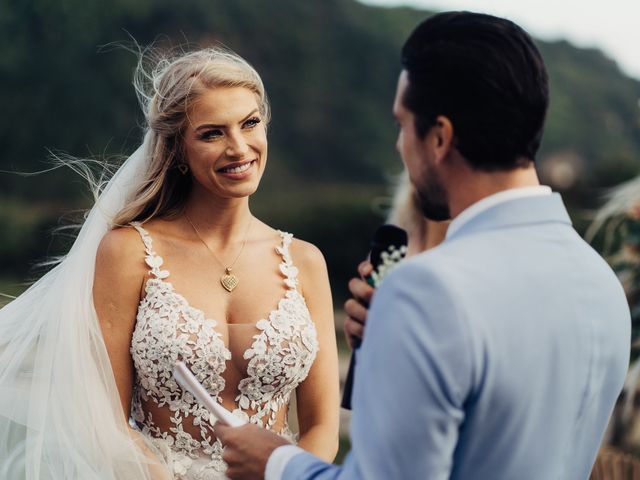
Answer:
[{"left": 184, "top": 213, "right": 253, "bottom": 292}]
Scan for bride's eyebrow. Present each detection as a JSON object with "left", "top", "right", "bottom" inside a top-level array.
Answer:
[{"left": 195, "top": 109, "right": 260, "bottom": 131}]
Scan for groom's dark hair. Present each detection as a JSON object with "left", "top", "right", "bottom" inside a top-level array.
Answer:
[{"left": 401, "top": 11, "right": 549, "bottom": 171}]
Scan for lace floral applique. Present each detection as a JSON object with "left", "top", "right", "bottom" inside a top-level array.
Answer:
[{"left": 128, "top": 224, "right": 318, "bottom": 477}]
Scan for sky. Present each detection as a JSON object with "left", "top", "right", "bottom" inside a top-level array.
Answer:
[{"left": 360, "top": 0, "right": 640, "bottom": 81}]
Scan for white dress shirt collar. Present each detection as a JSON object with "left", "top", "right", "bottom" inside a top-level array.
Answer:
[{"left": 445, "top": 185, "right": 552, "bottom": 239}]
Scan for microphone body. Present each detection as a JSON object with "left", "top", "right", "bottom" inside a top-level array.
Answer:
[{"left": 341, "top": 225, "right": 408, "bottom": 410}]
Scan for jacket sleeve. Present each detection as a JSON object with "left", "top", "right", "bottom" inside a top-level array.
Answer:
[{"left": 282, "top": 261, "right": 475, "bottom": 480}]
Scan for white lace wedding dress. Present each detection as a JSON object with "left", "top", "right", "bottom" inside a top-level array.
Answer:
[{"left": 128, "top": 223, "right": 319, "bottom": 479}]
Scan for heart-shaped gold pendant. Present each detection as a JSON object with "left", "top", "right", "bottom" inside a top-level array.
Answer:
[{"left": 221, "top": 273, "right": 238, "bottom": 292}]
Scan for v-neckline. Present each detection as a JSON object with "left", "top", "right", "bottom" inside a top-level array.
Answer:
[
  {"left": 144, "top": 275, "right": 295, "bottom": 356},
  {"left": 130, "top": 222, "right": 301, "bottom": 364}
]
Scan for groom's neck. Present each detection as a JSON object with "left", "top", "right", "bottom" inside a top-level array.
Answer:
[{"left": 445, "top": 161, "right": 541, "bottom": 219}]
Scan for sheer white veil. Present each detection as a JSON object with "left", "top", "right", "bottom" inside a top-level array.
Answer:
[{"left": 0, "top": 132, "right": 169, "bottom": 479}]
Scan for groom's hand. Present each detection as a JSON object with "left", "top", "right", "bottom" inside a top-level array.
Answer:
[
  {"left": 344, "top": 260, "right": 375, "bottom": 349},
  {"left": 214, "top": 422, "right": 291, "bottom": 480}
]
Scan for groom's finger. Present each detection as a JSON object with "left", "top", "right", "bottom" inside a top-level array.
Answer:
[
  {"left": 358, "top": 260, "right": 374, "bottom": 278},
  {"left": 213, "top": 422, "right": 231, "bottom": 445},
  {"left": 344, "top": 298, "right": 367, "bottom": 325},
  {"left": 344, "top": 315, "right": 365, "bottom": 349},
  {"left": 348, "top": 277, "right": 374, "bottom": 306}
]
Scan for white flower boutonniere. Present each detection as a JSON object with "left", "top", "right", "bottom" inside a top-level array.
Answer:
[{"left": 369, "top": 244, "right": 408, "bottom": 288}]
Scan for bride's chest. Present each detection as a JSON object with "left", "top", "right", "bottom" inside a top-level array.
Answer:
[{"left": 130, "top": 279, "right": 319, "bottom": 399}]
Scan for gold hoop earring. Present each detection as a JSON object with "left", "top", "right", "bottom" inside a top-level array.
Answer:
[{"left": 178, "top": 163, "right": 189, "bottom": 175}]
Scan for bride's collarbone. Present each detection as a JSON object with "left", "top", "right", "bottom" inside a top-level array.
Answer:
[
  {"left": 143, "top": 258, "right": 289, "bottom": 329},
  {"left": 137, "top": 222, "right": 292, "bottom": 325}
]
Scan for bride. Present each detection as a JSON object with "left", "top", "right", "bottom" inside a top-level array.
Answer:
[{"left": 0, "top": 46, "right": 339, "bottom": 479}]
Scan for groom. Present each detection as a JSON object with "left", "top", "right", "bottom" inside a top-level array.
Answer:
[{"left": 215, "top": 12, "right": 631, "bottom": 479}]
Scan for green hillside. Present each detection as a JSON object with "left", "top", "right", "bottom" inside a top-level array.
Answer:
[{"left": 1, "top": 0, "right": 640, "bottom": 289}]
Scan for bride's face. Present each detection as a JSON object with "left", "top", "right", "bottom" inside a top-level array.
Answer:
[{"left": 182, "top": 86, "right": 268, "bottom": 200}]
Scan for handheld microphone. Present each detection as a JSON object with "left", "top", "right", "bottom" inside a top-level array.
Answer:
[{"left": 341, "top": 224, "right": 408, "bottom": 410}]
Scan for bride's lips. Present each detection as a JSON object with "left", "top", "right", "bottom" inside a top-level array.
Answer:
[{"left": 216, "top": 159, "right": 256, "bottom": 180}]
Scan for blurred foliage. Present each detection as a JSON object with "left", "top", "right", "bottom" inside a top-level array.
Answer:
[
  {"left": 539, "top": 41, "right": 640, "bottom": 164},
  {"left": 0, "top": 199, "right": 58, "bottom": 272},
  {"left": 1, "top": 0, "right": 640, "bottom": 294},
  {"left": 252, "top": 183, "right": 388, "bottom": 302},
  {"left": 589, "top": 207, "right": 640, "bottom": 361}
]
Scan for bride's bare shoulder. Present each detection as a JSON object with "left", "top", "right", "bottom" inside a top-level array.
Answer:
[
  {"left": 289, "top": 237, "right": 327, "bottom": 270},
  {"left": 256, "top": 221, "right": 327, "bottom": 273},
  {"left": 288, "top": 237, "right": 329, "bottom": 296},
  {"left": 96, "top": 225, "right": 147, "bottom": 275}
]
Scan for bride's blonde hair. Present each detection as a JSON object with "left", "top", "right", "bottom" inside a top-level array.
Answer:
[{"left": 111, "top": 46, "right": 270, "bottom": 226}]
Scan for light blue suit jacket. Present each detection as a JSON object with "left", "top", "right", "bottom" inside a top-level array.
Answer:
[{"left": 284, "top": 193, "right": 630, "bottom": 480}]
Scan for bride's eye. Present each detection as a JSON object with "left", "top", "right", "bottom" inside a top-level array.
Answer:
[
  {"left": 243, "top": 117, "right": 261, "bottom": 129},
  {"left": 200, "top": 129, "right": 223, "bottom": 140}
]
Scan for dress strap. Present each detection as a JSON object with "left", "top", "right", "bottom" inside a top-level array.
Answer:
[
  {"left": 275, "top": 231, "right": 298, "bottom": 290},
  {"left": 129, "top": 222, "right": 170, "bottom": 279}
]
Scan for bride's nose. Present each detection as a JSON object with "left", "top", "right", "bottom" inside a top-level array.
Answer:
[{"left": 225, "top": 132, "right": 250, "bottom": 157}]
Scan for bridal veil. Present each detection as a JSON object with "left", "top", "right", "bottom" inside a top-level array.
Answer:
[{"left": 0, "top": 132, "right": 169, "bottom": 479}]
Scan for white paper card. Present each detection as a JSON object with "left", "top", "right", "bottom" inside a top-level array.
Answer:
[{"left": 173, "top": 361, "right": 247, "bottom": 428}]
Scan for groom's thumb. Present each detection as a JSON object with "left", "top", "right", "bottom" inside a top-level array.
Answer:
[{"left": 213, "top": 421, "right": 231, "bottom": 444}]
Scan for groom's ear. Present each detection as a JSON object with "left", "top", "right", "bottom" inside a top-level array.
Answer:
[{"left": 431, "top": 115, "right": 454, "bottom": 166}]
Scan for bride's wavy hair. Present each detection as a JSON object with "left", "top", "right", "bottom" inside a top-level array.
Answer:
[{"left": 111, "top": 45, "right": 270, "bottom": 227}]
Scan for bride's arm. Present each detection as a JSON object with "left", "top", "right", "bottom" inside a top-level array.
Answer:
[
  {"left": 93, "top": 227, "right": 172, "bottom": 478},
  {"left": 93, "top": 227, "right": 147, "bottom": 422},
  {"left": 292, "top": 240, "right": 340, "bottom": 463}
]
